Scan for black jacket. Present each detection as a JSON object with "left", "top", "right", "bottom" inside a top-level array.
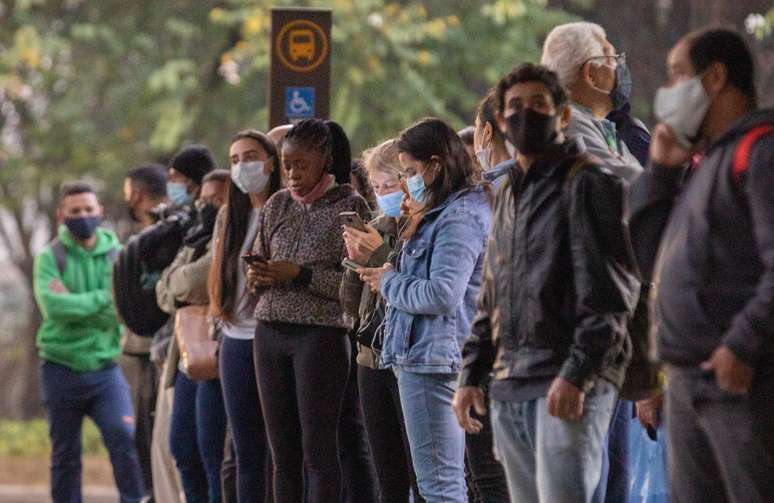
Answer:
[
  {"left": 459, "top": 140, "right": 640, "bottom": 400},
  {"left": 629, "top": 108, "right": 774, "bottom": 368}
]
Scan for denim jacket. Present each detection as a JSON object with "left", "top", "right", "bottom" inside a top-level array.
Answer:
[{"left": 379, "top": 186, "right": 491, "bottom": 374}]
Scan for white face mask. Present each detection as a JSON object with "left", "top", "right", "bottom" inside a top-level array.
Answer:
[
  {"left": 654, "top": 74, "right": 711, "bottom": 149},
  {"left": 231, "top": 161, "right": 271, "bottom": 194},
  {"left": 475, "top": 146, "right": 493, "bottom": 171}
]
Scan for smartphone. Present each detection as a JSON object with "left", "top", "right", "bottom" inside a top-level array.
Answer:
[
  {"left": 241, "top": 254, "right": 267, "bottom": 266},
  {"left": 339, "top": 211, "right": 366, "bottom": 232},
  {"left": 341, "top": 258, "right": 361, "bottom": 272}
]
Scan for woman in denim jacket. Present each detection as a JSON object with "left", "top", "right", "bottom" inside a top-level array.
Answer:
[{"left": 360, "top": 118, "right": 491, "bottom": 503}]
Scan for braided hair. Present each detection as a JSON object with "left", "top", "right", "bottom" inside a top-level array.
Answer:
[{"left": 283, "top": 118, "right": 352, "bottom": 185}]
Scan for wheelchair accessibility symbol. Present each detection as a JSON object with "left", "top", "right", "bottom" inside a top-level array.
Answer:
[
  {"left": 276, "top": 20, "right": 329, "bottom": 73},
  {"left": 285, "top": 87, "right": 315, "bottom": 119}
]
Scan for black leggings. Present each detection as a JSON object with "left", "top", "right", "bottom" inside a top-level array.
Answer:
[
  {"left": 253, "top": 321, "right": 350, "bottom": 503},
  {"left": 357, "top": 365, "right": 423, "bottom": 503}
]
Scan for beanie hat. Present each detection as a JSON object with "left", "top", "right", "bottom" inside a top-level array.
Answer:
[{"left": 169, "top": 144, "right": 217, "bottom": 186}]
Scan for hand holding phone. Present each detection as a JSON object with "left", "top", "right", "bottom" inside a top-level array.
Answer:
[
  {"left": 341, "top": 258, "right": 361, "bottom": 272},
  {"left": 242, "top": 254, "right": 267, "bottom": 266},
  {"left": 339, "top": 211, "right": 366, "bottom": 232}
]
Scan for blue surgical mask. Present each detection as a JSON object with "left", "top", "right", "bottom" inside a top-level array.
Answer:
[
  {"left": 65, "top": 216, "right": 101, "bottom": 240},
  {"left": 376, "top": 190, "right": 403, "bottom": 217},
  {"left": 406, "top": 173, "right": 426, "bottom": 203},
  {"left": 611, "top": 61, "right": 632, "bottom": 111},
  {"left": 167, "top": 182, "right": 193, "bottom": 207}
]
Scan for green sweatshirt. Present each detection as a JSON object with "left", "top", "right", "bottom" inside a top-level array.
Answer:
[{"left": 33, "top": 225, "right": 122, "bottom": 372}]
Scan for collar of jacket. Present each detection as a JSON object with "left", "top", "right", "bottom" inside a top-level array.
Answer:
[
  {"left": 704, "top": 106, "right": 774, "bottom": 154},
  {"left": 523, "top": 137, "right": 588, "bottom": 180},
  {"left": 421, "top": 185, "right": 477, "bottom": 220}
]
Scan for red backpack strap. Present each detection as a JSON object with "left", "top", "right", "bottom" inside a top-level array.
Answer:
[{"left": 733, "top": 124, "right": 774, "bottom": 187}]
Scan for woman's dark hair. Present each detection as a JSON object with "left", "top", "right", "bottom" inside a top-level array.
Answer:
[
  {"left": 283, "top": 118, "right": 352, "bottom": 185},
  {"left": 397, "top": 117, "right": 476, "bottom": 211},
  {"left": 209, "top": 129, "right": 280, "bottom": 322},
  {"left": 350, "top": 159, "right": 376, "bottom": 210},
  {"left": 457, "top": 126, "right": 475, "bottom": 147},
  {"left": 475, "top": 89, "right": 506, "bottom": 145},
  {"left": 685, "top": 27, "right": 756, "bottom": 104}
]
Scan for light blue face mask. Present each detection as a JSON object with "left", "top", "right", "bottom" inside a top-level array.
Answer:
[
  {"left": 406, "top": 173, "right": 426, "bottom": 203},
  {"left": 167, "top": 181, "right": 193, "bottom": 207},
  {"left": 376, "top": 190, "right": 404, "bottom": 217}
]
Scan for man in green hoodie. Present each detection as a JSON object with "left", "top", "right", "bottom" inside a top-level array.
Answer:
[{"left": 33, "top": 181, "right": 145, "bottom": 503}]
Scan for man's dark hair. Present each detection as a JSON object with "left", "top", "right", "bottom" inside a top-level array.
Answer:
[
  {"left": 685, "top": 27, "right": 756, "bottom": 104},
  {"left": 127, "top": 164, "right": 167, "bottom": 200},
  {"left": 496, "top": 63, "right": 568, "bottom": 113},
  {"left": 476, "top": 89, "right": 506, "bottom": 144},
  {"left": 59, "top": 181, "right": 95, "bottom": 201},
  {"left": 202, "top": 169, "right": 231, "bottom": 185},
  {"left": 457, "top": 126, "right": 475, "bottom": 147}
]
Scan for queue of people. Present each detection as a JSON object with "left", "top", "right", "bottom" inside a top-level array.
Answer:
[{"left": 31, "top": 20, "right": 772, "bottom": 503}]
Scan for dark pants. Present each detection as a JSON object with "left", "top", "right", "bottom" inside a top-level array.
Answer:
[
  {"left": 220, "top": 335, "right": 272, "bottom": 503},
  {"left": 339, "top": 362, "right": 378, "bottom": 503},
  {"left": 357, "top": 365, "right": 423, "bottom": 503},
  {"left": 120, "top": 352, "right": 158, "bottom": 497},
  {"left": 465, "top": 398, "right": 509, "bottom": 502},
  {"left": 170, "top": 373, "right": 227, "bottom": 503},
  {"left": 41, "top": 361, "right": 145, "bottom": 503},
  {"left": 666, "top": 365, "right": 774, "bottom": 503},
  {"left": 221, "top": 427, "right": 238, "bottom": 503},
  {"left": 254, "top": 321, "right": 350, "bottom": 503}
]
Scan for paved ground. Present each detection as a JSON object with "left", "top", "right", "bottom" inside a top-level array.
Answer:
[{"left": 0, "top": 486, "right": 117, "bottom": 503}]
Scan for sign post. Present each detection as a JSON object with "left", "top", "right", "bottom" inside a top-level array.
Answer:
[{"left": 269, "top": 8, "right": 332, "bottom": 128}]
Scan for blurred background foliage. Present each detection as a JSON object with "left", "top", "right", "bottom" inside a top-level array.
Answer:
[{"left": 0, "top": 0, "right": 772, "bottom": 419}]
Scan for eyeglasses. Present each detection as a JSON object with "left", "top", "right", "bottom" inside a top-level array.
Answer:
[{"left": 585, "top": 52, "right": 626, "bottom": 67}]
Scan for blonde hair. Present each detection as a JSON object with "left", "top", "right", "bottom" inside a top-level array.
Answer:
[{"left": 364, "top": 138, "right": 401, "bottom": 180}]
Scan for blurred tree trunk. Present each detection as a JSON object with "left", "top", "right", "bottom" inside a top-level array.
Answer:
[{"left": 0, "top": 181, "right": 50, "bottom": 419}]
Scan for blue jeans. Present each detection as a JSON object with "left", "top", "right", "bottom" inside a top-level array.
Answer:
[
  {"left": 170, "top": 372, "right": 227, "bottom": 503},
  {"left": 40, "top": 361, "right": 145, "bottom": 503},
  {"left": 592, "top": 399, "right": 632, "bottom": 503},
  {"left": 490, "top": 381, "right": 618, "bottom": 503},
  {"left": 219, "top": 336, "right": 271, "bottom": 503},
  {"left": 394, "top": 368, "right": 467, "bottom": 503}
]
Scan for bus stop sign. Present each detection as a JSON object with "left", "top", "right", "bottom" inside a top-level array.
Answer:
[{"left": 270, "top": 8, "right": 332, "bottom": 128}]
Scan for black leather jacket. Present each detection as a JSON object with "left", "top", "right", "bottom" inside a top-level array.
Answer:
[{"left": 459, "top": 140, "right": 640, "bottom": 397}]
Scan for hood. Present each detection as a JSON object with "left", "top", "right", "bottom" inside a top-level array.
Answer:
[
  {"left": 710, "top": 107, "right": 774, "bottom": 151},
  {"left": 57, "top": 224, "right": 120, "bottom": 256}
]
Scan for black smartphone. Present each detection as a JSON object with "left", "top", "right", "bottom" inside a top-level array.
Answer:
[
  {"left": 241, "top": 254, "right": 267, "bottom": 266},
  {"left": 341, "top": 258, "right": 361, "bottom": 272},
  {"left": 339, "top": 211, "right": 366, "bottom": 232}
]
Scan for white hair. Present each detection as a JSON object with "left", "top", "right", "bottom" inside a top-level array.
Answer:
[{"left": 541, "top": 22, "right": 607, "bottom": 89}]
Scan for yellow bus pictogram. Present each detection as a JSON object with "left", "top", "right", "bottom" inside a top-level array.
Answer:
[{"left": 276, "top": 20, "right": 329, "bottom": 73}]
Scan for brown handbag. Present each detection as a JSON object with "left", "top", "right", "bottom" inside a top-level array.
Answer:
[{"left": 175, "top": 305, "right": 219, "bottom": 381}]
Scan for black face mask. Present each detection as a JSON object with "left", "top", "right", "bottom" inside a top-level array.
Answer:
[
  {"left": 197, "top": 203, "right": 219, "bottom": 230},
  {"left": 504, "top": 108, "right": 558, "bottom": 156}
]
